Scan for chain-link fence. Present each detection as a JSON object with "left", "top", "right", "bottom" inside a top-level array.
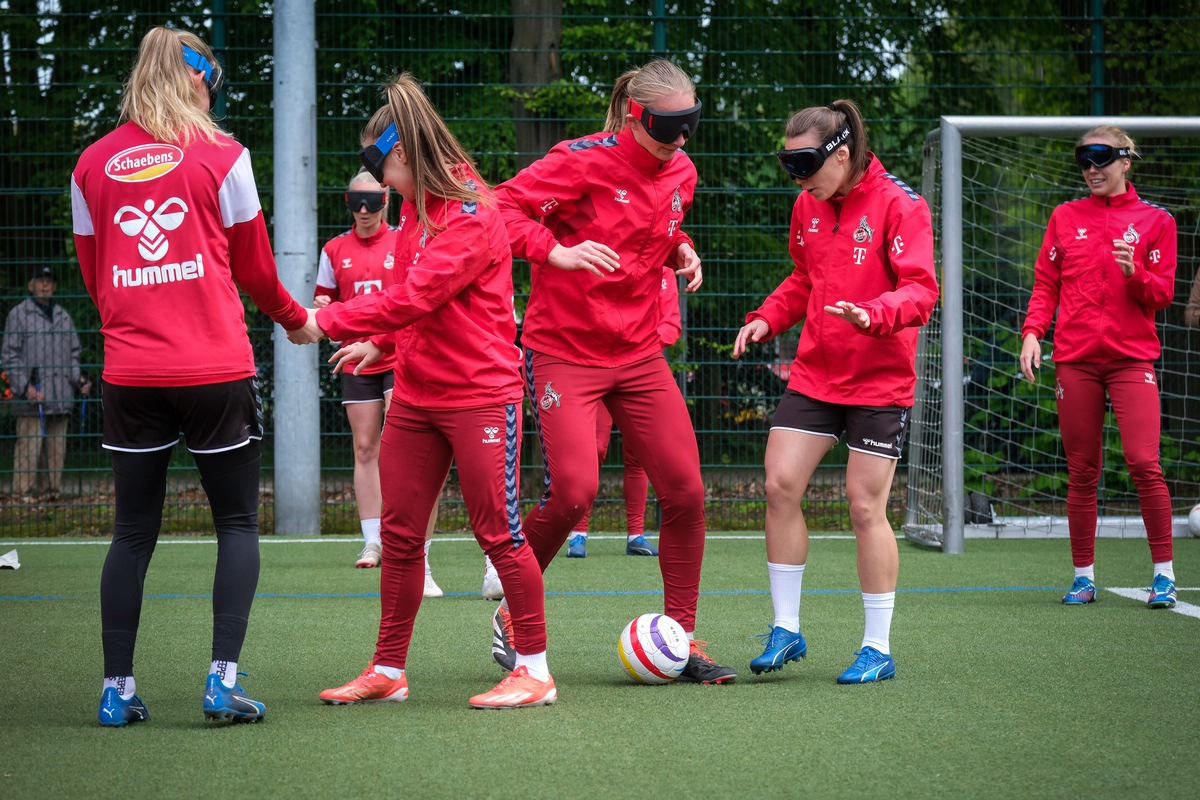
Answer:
[{"left": 3, "top": 2, "right": 1199, "bottom": 536}]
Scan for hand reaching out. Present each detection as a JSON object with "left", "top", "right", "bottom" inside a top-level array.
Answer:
[
  {"left": 732, "top": 318, "right": 770, "bottom": 359},
  {"left": 823, "top": 301, "right": 870, "bottom": 329},
  {"left": 329, "top": 341, "right": 382, "bottom": 376},
  {"left": 674, "top": 243, "right": 703, "bottom": 292}
]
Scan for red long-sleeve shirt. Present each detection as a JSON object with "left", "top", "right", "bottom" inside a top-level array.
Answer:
[
  {"left": 316, "top": 174, "right": 522, "bottom": 409},
  {"left": 1021, "top": 183, "right": 1176, "bottom": 362},
  {"left": 496, "top": 127, "right": 695, "bottom": 367},
  {"left": 71, "top": 122, "right": 306, "bottom": 386},
  {"left": 314, "top": 224, "right": 399, "bottom": 375},
  {"left": 747, "top": 156, "right": 939, "bottom": 407}
]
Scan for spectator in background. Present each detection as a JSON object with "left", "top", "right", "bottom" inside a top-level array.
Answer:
[
  {"left": 1185, "top": 266, "right": 1200, "bottom": 328},
  {"left": 2, "top": 266, "right": 90, "bottom": 501}
]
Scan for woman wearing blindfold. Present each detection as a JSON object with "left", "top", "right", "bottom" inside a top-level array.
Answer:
[
  {"left": 733, "top": 99, "right": 938, "bottom": 685},
  {"left": 289, "top": 73, "right": 555, "bottom": 710},
  {"left": 73, "top": 26, "right": 309, "bottom": 727},
  {"left": 1019, "top": 126, "right": 1179, "bottom": 609},
  {"left": 492, "top": 59, "right": 735, "bottom": 685}
]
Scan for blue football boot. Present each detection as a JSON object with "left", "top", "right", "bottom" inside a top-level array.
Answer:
[
  {"left": 1062, "top": 576, "right": 1097, "bottom": 605},
  {"left": 836, "top": 646, "right": 896, "bottom": 684},
  {"left": 749, "top": 626, "right": 807, "bottom": 674},
  {"left": 203, "top": 673, "right": 265, "bottom": 723},
  {"left": 98, "top": 687, "right": 149, "bottom": 728},
  {"left": 566, "top": 534, "right": 587, "bottom": 558},
  {"left": 625, "top": 535, "right": 659, "bottom": 556},
  {"left": 1147, "top": 574, "right": 1176, "bottom": 609}
]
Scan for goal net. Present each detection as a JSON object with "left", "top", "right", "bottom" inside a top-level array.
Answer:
[{"left": 905, "top": 117, "right": 1200, "bottom": 552}]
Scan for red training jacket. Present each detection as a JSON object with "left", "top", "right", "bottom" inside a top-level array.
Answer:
[
  {"left": 71, "top": 122, "right": 306, "bottom": 386},
  {"left": 1021, "top": 183, "right": 1176, "bottom": 363},
  {"left": 747, "top": 155, "right": 939, "bottom": 407},
  {"left": 315, "top": 224, "right": 399, "bottom": 375},
  {"left": 496, "top": 127, "right": 696, "bottom": 367},
  {"left": 316, "top": 172, "right": 522, "bottom": 409}
]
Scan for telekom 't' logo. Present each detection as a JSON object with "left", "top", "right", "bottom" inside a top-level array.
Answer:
[{"left": 114, "top": 198, "right": 189, "bottom": 261}]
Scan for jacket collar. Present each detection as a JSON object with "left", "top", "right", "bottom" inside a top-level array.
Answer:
[
  {"left": 1085, "top": 182, "right": 1139, "bottom": 209},
  {"left": 615, "top": 127, "right": 676, "bottom": 177}
]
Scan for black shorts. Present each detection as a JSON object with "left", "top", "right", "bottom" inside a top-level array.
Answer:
[
  {"left": 770, "top": 390, "right": 910, "bottom": 460},
  {"left": 341, "top": 371, "right": 394, "bottom": 404},
  {"left": 101, "top": 378, "right": 264, "bottom": 454}
]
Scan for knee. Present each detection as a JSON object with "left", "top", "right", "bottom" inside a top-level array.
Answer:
[
  {"left": 765, "top": 470, "right": 804, "bottom": 507},
  {"left": 1125, "top": 454, "right": 1165, "bottom": 485},
  {"left": 847, "top": 496, "right": 887, "bottom": 532}
]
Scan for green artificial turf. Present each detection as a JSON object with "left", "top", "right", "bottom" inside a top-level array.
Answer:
[{"left": 1, "top": 534, "right": 1197, "bottom": 799}]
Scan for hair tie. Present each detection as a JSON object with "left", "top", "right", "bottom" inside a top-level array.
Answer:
[{"left": 827, "top": 103, "right": 840, "bottom": 113}]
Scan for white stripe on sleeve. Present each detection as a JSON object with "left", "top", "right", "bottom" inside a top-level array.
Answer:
[
  {"left": 218, "top": 148, "right": 264, "bottom": 228},
  {"left": 315, "top": 248, "right": 336, "bottom": 289},
  {"left": 71, "top": 176, "right": 94, "bottom": 235}
]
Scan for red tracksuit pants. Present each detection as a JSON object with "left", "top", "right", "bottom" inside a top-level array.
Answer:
[
  {"left": 1055, "top": 360, "right": 1174, "bottom": 567},
  {"left": 576, "top": 405, "right": 651, "bottom": 536},
  {"left": 524, "top": 350, "right": 706, "bottom": 632},
  {"left": 373, "top": 401, "right": 547, "bottom": 668}
]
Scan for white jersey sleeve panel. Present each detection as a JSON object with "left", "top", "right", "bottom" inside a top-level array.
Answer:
[
  {"left": 71, "top": 176, "right": 95, "bottom": 235},
  {"left": 218, "top": 148, "right": 263, "bottom": 228},
  {"left": 315, "top": 248, "right": 336, "bottom": 289}
]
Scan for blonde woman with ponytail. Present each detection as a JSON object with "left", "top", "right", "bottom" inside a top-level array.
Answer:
[
  {"left": 72, "top": 26, "right": 308, "bottom": 726},
  {"left": 492, "top": 59, "right": 737, "bottom": 685},
  {"left": 734, "top": 99, "right": 939, "bottom": 684},
  {"left": 290, "top": 74, "right": 556, "bottom": 710}
]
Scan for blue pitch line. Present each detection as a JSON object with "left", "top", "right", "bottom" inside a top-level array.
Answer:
[{"left": 2, "top": 586, "right": 1061, "bottom": 602}]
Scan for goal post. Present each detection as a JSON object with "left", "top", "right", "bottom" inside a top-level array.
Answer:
[{"left": 907, "top": 116, "right": 1200, "bottom": 554}]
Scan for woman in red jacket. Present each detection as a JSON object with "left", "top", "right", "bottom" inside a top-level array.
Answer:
[
  {"left": 290, "top": 73, "right": 554, "bottom": 709},
  {"left": 1019, "top": 126, "right": 1178, "bottom": 609},
  {"left": 72, "top": 26, "right": 308, "bottom": 726},
  {"left": 733, "top": 99, "right": 938, "bottom": 684},
  {"left": 492, "top": 59, "right": 734, "bottom": 684}
]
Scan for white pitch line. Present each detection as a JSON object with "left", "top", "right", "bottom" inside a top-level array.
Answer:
[{"left": 1106, "top": 587, "right": 1200, "bottom": 619}]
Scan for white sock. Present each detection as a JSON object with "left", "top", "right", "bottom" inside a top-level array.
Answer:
[
  {"left": 103, "top": 675, "right": 136, "bottom": 699},
  {"left": 861, "top": 592, "right": 895, "bottom": 654},
  {"left": 210, "top": 659, "right": 238, "bottom": 689},
  {"left": 767, "top": 561, "right": 805, "bottom": 633},
  {"left": 1153, "top": 561, "right": 1175, "bottom": 582},
  {"left": 484, "top": 554, "right": 497, "bottom": 577},
  {"left": 1074, "top": 564, "right": 1095, "bottom": 581},
  {"left": 571, "top": 530, "right": 588, "bottom": 539},
  {"left": 514, "top": 651, "right": 549, "bottom": 681},
  {"left": 424, "top": 539, "right": 432, "bottom": 575},
  {"left": 361, "top": 517, "right": 381, "bottom": 544},
  {"left": 627, "top": 533, "right": 642, "bottom": 541},
  {"left": 374, "top": 664, "right": 403, "bottom": 679}
]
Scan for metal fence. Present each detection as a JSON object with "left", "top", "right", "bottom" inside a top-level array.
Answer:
[{"left": 3, "top": 1, "right": 1200, "bottom": 536}]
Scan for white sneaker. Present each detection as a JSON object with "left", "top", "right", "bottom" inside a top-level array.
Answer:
[
  {"left": 355, "top": 541, "right": 382, "bottom": 569},
  {"left": 481, "top": 564, "right": 504, "bottom": 601},
  {"left": 423, "top": 572, "right": 444, "bottom": 598}
]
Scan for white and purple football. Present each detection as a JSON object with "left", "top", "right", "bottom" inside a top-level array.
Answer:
[{"left": 618, "top": 613, "right": 689, "bottom": 684}]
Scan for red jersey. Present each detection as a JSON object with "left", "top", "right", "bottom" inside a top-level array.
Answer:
[
  {"left": 747, "top": 156, "right": 938, "bottom": 407},
  {"left": 315, "top": 224, "right": 399, "bottom": 375},
  {"left": 316, "top": 173, "right": 522, "bottom": 409},
  {"left": 71, "top": 122, "right": 306, "bottom": 387},
  {"left": 496, "top": 127, "right": 696, "bottom": 367},
  {"left": 1021, "top": 183, "right": 1176, "bottom": 363}
]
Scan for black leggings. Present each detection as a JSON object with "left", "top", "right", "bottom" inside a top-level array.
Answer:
[{"left": 100, "top": 442, "right": 262, "bottom": 677}]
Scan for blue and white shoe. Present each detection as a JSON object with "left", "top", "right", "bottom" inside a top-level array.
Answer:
[
  {"left": 566, "top": 534, "right": 587, "bottom": 559},
  {"left": 98, "top": 687, "right": 149, "bottom": 728},
  {"left": 749, "top": 626, "right": 807, "bottom": 674},
  {"left": 1062, "top": 576, "right": 1097, "bottom": 605},
  {"left": 1147, "top": 574, "right": 1177, "bottom": 609},
  {"left": 203, "top": 673, "right": 265, "bottom": 723},
  {"left": 625, "top": 535, "right": 658, "bottom": 556},
  {"left": 836, "top": 646, "right": 896, "bottom": 684}
]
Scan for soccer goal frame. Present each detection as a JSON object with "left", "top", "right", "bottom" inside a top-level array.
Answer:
[{"left": 908, "top": 115, "right": 1200, "bottom": 554}]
